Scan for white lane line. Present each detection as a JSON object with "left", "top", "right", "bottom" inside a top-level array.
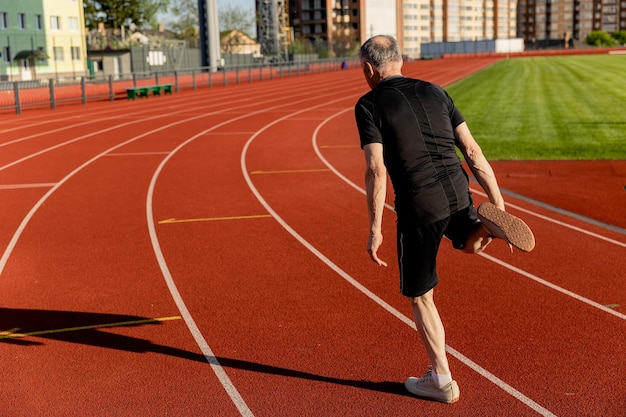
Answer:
[
  {"left": 484, "top": 185, "right": 626, "bottom": 236},
  {"left": 0, "top": 76, "right": 322, "bottom": 171},
  {"left": 145, "top": 84, "right": 366, "bottom": 416},
  {"left": 0, "top": 101, "right": 244, "bottom": 276},
  {"left": 470, "top": 188, "right": 626, "bottom": 247},
  {"left": 0, "top": 113, "right": 184, "bottom": 173},
  {"left": 478, "top": 252, "right": 625, "bottom": 320},
  {"left": 241, "top": 104, "right": 556, "bottom": 416},
  {"left": 0, "top": 79, "right": 287, "bottom": 139},
  {"left": 0, "top": 108, "right": 257, "bottom": 417},
  {"left": 145, "top": 127, "right": 254, "bottom": 417}
]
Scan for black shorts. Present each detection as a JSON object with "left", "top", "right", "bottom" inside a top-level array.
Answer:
[{"left": 397, "top": 205, "right": 480, "bottom": 297}]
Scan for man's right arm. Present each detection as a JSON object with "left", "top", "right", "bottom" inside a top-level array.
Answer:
[{"left": 363, "top": 143, "right": 388, "bottom": 267}]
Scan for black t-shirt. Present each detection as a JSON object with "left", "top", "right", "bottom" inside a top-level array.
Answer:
[{"left": 355, "top": 77, "right": 471, "bottom": 225}]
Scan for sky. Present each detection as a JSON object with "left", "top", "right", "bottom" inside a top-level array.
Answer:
[{"left": 219, "top": 0, "right": 254, "bottom": 10}]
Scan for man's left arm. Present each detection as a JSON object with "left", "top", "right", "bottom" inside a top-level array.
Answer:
[{"left": 454, "top": 122, "right": 505, "bottom": 210}]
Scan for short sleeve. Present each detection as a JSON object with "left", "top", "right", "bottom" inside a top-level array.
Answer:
[
  {"left": 355, "top": 98, "right": 383, "bottom": 149},
  {"left": 444, "top": 89, "right": 465, "bottom": 128}
]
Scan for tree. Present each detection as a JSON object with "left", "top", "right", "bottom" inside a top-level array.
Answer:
[
  {"left": 219, "top": 4, "right": 254, "bottom": 37},
  {"left": 165, "top": 1, "right": 255, "bottom": 46},
  {"left": 165, "top": 0, "right": 199, "bottom": 46},
  {"left": 584, "top": 30, "right": 616, "bottom": 47},
  {"left": 167, "top": 0, "right": 198, "bottom": 29},
  {"left": 612, "top": 30, "right": 626, "bottom": 46},
  {"left": 84, "top": 0, "right": 168, "bottom": 29}
]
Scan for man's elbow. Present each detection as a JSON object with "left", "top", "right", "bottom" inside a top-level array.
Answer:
[
  {"left": 465, "top": 144, "right": 485, "bottom": 164},
  {"left": 365, "top": 165, "right": 386, "bottom": 181}
]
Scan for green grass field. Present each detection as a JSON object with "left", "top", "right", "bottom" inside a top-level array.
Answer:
[{"left": 446, "top": 54, "right": 626, "bottom": 160}]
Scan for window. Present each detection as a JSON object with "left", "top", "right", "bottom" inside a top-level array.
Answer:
[
  {"left": 71, "top": 46, "right": 80, "bottom": 60},
  {"left": 2, "top": 46, "right": 10, "bottom": 63},
  {"left": 68, "top": 17, "right": 79, "bottom": 32},
  {"left": 18, "top": 13, "right": 26, "bottom": 29},
  {"left": 35, "top": 14, "right": 42, "bottom": 30},
  {"left": 51, "top": 16, "right": 61, "bottom": 31},
  {"left": 53, "top": 46, "right": 64, "bottom": 61},
  {"left": 0, "top": 12, "right": 8, "bottom": 29}
]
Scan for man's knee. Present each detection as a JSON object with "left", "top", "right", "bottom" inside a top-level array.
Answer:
[
  {"left": 463, "top": 222, "right": 492, "bottom": 253},
  {"left": 408, "top": 288, "right": 435, "bottom": 306}
]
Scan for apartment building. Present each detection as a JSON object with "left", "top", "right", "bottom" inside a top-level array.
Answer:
[
  {"left": 277, "top": 1, "right": 519, "bottom": 59},
  {"left": 288, "top": 0, "right": 364, "bottom": 56},
  {"left": 0, "top": 0, "right": 86, "bottom": 81},
  {"left": 518, "top": 0, "right": 626, "bottom": 46},
  {"left": 271, "top": 1, "right": 623, "bottom": 60}
]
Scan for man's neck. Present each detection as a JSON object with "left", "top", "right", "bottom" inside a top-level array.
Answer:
[
  {"left": 379, "top": 65, "right": 403, "bottom": 81},
  {"left": 380, "top": 70, "right": 403, "bottom": 82}
]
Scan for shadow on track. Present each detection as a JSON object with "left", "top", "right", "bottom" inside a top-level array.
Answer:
[
  {"left": 213, "top": 356, "right": 411, "bottom": 398},
  {"left": 0, "top": 308, "right": 409, "bottom": 397}
]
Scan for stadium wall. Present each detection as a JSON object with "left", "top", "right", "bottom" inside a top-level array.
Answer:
[{"left": 420, "top": 39, "right": 524, "bottom": 58}]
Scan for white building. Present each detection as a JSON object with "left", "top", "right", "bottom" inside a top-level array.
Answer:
[{"left": 401, "top": 0, "right": 518, "bottom": 58}]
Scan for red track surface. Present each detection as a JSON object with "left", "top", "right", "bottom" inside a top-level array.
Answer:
[{"left": 0, "top": 57, "right": 624, "bottom": 416}]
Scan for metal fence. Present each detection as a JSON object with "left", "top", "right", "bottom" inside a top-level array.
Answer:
[{"left": 0, "top": 57, "right": 359, "bottom": 115}]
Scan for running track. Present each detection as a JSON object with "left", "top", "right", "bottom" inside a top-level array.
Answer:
[{"left": 0, "top": 57, "right": 624, "bottom": 416}]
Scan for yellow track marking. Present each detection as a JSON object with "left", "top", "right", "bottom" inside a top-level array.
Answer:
[
  {"left": 0, "top": 183, "right": 56, "bottom": 189},
  {"left": 0, "top": 328, "right": 21, "bottom": 336},
  {"left": 250, "top": 168, "right": 330, "bottom": 174},
  {"left": 106, "top": 152, "right": 170, "bottom": 157},
  {"left": 159, "top": 214, "right": 272, "bottom": 224},
  {"left": 0, "top": 316, "right": 181, "bottom": 340}
]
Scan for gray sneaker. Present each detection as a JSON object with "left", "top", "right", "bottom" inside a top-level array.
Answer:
[
  {"left": 405, "top": 369, "right": 460, "bottom": 404},
  {"left": 477, "top": 202, "right": 535, "bottom": 252}
]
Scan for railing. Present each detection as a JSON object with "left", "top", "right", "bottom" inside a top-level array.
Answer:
[{"left": 0, "top": 58, "right": 359, "bottom": 115}]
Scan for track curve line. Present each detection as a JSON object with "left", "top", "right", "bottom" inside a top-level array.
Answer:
[
  {"left": 0, "top": 85, "right": 303, "bottom": 171},
  {"left": 469, "top": 188, "right": 626, "bottom": 247},
  {"left": 0, "top": 114, "right": 217, "bottom": 278},
  {"left": 0, "top": 84, "right": 310, "bottom": 277},
  {"left": 144, "top": 81, "right": 374, "bottom": 416},
  {"left": 241, "top": 100, "right": 557, "bottom": 417},
  {"left": 146, "top": 125, "right": 256, "bottom": 417},
  {"left": 0, "top": 121, "right": 145, "bottom": 172}
]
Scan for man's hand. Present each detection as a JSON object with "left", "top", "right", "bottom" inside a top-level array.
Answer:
[{"left": 367, "top": 232, "right": 388, "bottom": 267}]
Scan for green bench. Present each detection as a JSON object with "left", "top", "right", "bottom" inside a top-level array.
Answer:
[{"left": 126, "top": 84, "right": 173, "bottom": 100}]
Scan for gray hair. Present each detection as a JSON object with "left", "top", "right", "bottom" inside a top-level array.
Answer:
[{"left": 359, "top": 35, "right": 403, "bottom": 73}]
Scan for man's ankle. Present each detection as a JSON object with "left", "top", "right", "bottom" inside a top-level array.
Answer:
[{"left": 432, "top": 371, "right": 452, "bottom": 388}]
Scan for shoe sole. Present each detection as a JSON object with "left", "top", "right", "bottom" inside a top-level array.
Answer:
[{"left": 477, "top": 202, "right": 535, "bottom": 252}]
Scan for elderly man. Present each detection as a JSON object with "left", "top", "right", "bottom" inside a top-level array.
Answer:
[{"left": 354, "top": 35, "right": 534, "bottom": 403}]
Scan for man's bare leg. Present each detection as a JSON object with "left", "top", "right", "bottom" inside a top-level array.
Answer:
[
  {"left": 405, "top": 288, "right": 460, "bottom": 403},
  {"left": 409, "top": 289, "right": 450, "bottom": 376}
]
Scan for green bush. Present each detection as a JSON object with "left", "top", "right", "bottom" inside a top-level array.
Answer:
[
  {"left": 612, "top": 30, "right": 626, "bottom": 46},
  {"left": 585, "top": 31, "right": 616, "bottom": 47}
]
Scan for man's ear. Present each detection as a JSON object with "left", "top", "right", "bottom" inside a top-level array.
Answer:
[{"left": 363, "top": 61, "right": 375, "bottom": 78}]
